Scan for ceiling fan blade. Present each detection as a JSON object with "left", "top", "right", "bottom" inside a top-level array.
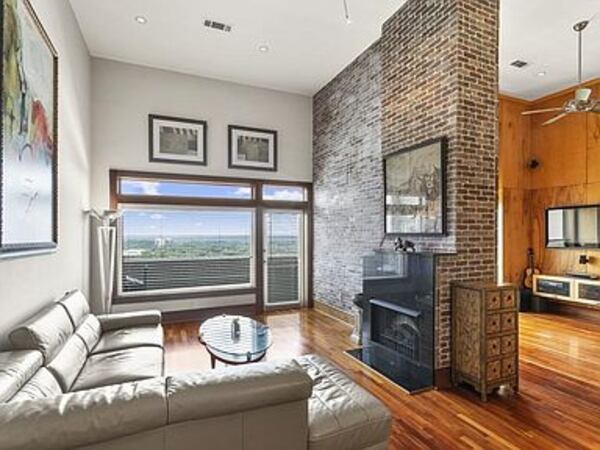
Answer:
[
  {"left": 522, "top": 107, "right": 564, "bottom": 116},
  {"left": 542, "top": 113, "right": 569, "bottom": 126}
]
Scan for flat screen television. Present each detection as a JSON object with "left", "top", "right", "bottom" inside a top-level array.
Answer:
[{"left": 546, "top": 205, "right": 600, "bottom": 249}]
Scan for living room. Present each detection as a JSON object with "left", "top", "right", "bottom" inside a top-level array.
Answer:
[{"left": 0, "top": 0, "right": 599, "bottom": 449}]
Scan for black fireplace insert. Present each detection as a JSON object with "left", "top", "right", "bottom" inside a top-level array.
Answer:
[{"left": 347, "top": 251, "right": 435, "bottom": 393}]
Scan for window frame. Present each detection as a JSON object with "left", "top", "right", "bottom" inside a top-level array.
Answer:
[{"left": 110, "top": 170, "right": 313, "bottom": 310}]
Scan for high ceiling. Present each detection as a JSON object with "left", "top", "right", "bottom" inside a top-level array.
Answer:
[
  {"left": 500, "top": 0, "right": 600, "bottom": 100},
  {"left": 70, "top": 0, "right": 600, "bottom": 99},
  {"left": 69, "top": 0, "right": 406, "bottom": 96}
]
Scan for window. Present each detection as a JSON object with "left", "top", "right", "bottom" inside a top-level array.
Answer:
[
  {"left": 111, "top": 170, "right": 312, "bottom": 303},
  {"left": 119, "top": 207, "right": 254, "bottom": 295},
  {"left": 120, "top": 178, "right": 253, "bottom": 199},
  {"left": 262, "top": 185, "right": 306, "bottom": 201}
]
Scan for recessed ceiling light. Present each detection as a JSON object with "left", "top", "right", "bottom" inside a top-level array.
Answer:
[
  {"left": 537, "top": 71, "right": 547, "bottom": 77},
  {"left": 258, "top": 45, "right": 270, "bottom": 53},
  {"left": 134, "top": 16, "right": 148, "bottom": 25}
]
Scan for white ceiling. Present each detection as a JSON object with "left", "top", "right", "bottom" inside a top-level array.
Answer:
[
  {"left": 69, "top": 0, "right": 406, "bottom": 96},
  {"left": 70, "top": 0, "right": 600, "bottom": 99},
  {"left": 500, "top": 0, "right": 600, "bottom": 100}
]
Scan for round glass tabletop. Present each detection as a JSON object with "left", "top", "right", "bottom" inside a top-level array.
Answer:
[{"left": 199, "top": 315, "right": 272, "bottom": 363}]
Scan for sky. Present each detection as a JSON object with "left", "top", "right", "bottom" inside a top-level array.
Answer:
[
  {"left": 121, "top": 179, "right": 304, "bottom": 201},
  {"left": 121, "top": 180, "right": 304, "bottom": 237}
]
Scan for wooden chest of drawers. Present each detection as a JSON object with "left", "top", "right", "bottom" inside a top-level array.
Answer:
[{"left": 451, "top": 282, "right": 519, "bottom": 401}]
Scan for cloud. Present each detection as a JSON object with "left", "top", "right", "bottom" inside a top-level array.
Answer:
[
  {"left": 123, "top": 181, "right": 160, "bottom": 195},
  {"left": 150, "top": 213, "right": 164, "bottom": 220},
  {"left": 268, "top": 189, "right": 304, "bottom": 201},
  {"left": 140, "top": 182, "right": 160, "bottom": 195},
  {"left": 234, "top": 187, "right": 252, "bottom": 197}
]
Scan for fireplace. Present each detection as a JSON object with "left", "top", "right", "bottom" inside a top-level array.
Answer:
[
  {"left": 371, "top": 300, "right": 421, "bottom": 361},
  {"left": 347, "top": 251, "right": 435, "bottom": 393}
]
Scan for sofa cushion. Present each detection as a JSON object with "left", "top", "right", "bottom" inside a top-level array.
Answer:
[
  {"left": 166, "top": 359, "right": 313, "bottom": 424},
  {"left": 9, "top": 368, "right": 62, "bottom": 403},
  {"left": 75, "top": 315, "right": 102, "bottom": 353},
  {"left": 0, "top": 378, "right": 168, "bottom": 450},
  {"left": 71, "top": 347, "right": 164, "bottom": 392},
  {"left": 46, "top": 335, "right": 88, "bottom": 392},
  {"left": 58, "top": 290, "right": 90, "bottom": 328},
  {"left": 9, "top": 304, "right": 74, "bottom": 363},
  {"left": 0, "top": 351, "right": 43, "bottom": 403},
  {"left": 97, "top": 310, "right": 162, "bottom": 332},
  {"left": 92, "top": 325, "right": 164, "bottom": 355},
  {"left": 294, "top": 354, "right": 391, "bottom": 450}
]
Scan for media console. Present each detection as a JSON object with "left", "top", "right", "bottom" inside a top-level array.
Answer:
[{"left": 533, "top": 274, "right": 600, "bottom": 309}]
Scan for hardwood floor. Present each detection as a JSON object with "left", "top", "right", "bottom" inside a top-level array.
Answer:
[{"left": 164, "top": 310, "right": 600, "bottom": 450}]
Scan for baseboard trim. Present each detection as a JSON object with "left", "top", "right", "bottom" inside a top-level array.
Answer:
[{"left": 313, "top": 300, "right": 354, "bottom": 326}]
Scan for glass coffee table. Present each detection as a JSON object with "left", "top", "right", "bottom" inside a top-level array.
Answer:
[{"left": 199, "top": 315, "right": 272, "bottom": 368}]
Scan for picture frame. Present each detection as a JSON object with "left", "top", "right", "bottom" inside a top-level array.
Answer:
[
  {"left": 384, "top": 137, "right": 447, "bottom": 236},
  {"left": 149, "top": 114, "right": 207, "bottom": 166},
  {"left": 228, "top": 125, "right": 277, "bottom": 172},
  {"left": 1, "top": 0, "right": 59, "bottom": 257}
]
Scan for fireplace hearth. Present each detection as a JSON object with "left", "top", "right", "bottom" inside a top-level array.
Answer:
[{"left": 347, "top": 251, "right": 436, "bottom": 393}]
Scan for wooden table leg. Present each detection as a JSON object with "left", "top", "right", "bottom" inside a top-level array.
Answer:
[{"left": 211, "top": 354, "right": 216, "bottom": 369}]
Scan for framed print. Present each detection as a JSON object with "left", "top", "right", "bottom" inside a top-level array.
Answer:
[
  {"left": 228, "top": 125, "right": 277, "bottom": 171},
  {"left": 149, "top": 114, "right": 207, "bottom": 166},
  {"left": 384, "top": 137, "right": 447, "bottom": 236},
  {"left": 1, "top": 0, "right": 59, "bottom": 257}
]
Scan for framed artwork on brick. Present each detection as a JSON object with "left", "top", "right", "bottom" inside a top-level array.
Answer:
[
  {"left": 228, "top": 125, "right": 277, "bottom": 172},
  {"left": 384, "top": 137, "right": 447, "bottom": 236},
  {"left": 1, "top": 0, "right": 59, "bottom": 258},
  {"left": 149, "top": 115, "right": 207, "bottom": 166}
]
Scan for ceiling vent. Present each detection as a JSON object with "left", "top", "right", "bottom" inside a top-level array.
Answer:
[
  {"left": 510, "top": 60, "right": 529, "bottom": 68},
  {"left": 204, "top": 20, "right": 232, "bottom": 33}
]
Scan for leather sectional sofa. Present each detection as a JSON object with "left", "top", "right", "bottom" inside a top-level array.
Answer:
[{"left": 0, "top": 290, "right": 391, "bottom": 449}]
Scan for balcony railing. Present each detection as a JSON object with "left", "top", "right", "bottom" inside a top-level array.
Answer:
[
  {"left": 121, "top": 255, "right": 299, "bottom": 304},
  {"left": 122, "top": 256, "right": 251, "bottom": 293}
]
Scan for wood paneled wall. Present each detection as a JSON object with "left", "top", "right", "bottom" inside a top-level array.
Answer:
[
  {"left": 499, "top": 79, "right": 600, "bottom": 284},
  {"left": 498, "top": 96, "right": 531, "bottom": 284}
]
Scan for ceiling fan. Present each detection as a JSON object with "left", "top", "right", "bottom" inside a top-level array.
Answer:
[{"left": 522, "top": 17, "right": 600, "bottom": 125}]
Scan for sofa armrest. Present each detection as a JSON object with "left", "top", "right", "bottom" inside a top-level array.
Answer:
[
  {"left": 167, "top": 359, "right": 313, "bottom": 424},
  {"left": 0, "top": 378, "right": 167, "bottom": 450},
  {"left": 97, "top": 310, "right": 162, "bottom": 331}
]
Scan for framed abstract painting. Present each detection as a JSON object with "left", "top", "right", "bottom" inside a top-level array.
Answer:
[
  {"left": 1, "top": 0, "right": 58, "bottom": 257},
  {"left": 384, "top": 137, "right": 447, "bottom": 236}
]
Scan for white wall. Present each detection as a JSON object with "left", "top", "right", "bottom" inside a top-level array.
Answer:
[
  {"left": 0, "top": 1, "right": 91, "bottom": 346},
  {"left": 90, "top": 58, "right": 313, "bottom": 210},
  {"left": 89, "top": 58, "right": 312, "bottom": 313}
]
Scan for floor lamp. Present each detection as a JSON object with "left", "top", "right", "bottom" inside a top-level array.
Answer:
[{"left": 88, "top": 209, "right": 122, "bottom": 314}]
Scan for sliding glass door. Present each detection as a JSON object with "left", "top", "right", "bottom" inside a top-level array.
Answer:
[{"left": 263, "top": 210, "right": 305, "bottom": 307}]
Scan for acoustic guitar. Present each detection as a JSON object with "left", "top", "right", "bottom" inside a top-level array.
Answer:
[{"left": 523, "top": 248, "right": 540, "bottom": 289}]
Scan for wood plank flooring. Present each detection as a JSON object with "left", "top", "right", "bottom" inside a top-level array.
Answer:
[{"left": 164, "top": 311, "right": 600, "bottom": 450}]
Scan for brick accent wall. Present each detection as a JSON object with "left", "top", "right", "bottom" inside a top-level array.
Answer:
[
  {"left": 313, "top": 44, "right": 383, "bottom": 312},
  {"left": 313, "top": 0, "right": 499, "bottom": 369}
]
